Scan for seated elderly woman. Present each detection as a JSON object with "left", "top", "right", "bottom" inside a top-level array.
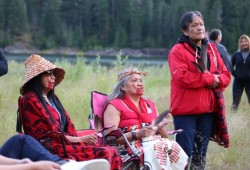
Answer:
[
  {"left": 18, "top": 54, "right": 122, "bottom": 170},
  {"left": 103, "top": 68, "right": 188, "bottom": 170}
]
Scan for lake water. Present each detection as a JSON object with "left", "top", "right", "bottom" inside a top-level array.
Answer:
[{"left": 6, "top": 53, "right": 167, "bottom": 66}]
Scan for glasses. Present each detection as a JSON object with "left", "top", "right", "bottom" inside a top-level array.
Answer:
[{"left": 43, "top": 70, "right": 54, "bottom": 77}]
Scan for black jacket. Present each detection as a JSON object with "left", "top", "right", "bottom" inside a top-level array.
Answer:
[
  {"left": 231, "top": 51, "right": 250, "bottom": 79},
  {"left": 0, "top": 48, "right": 8, "bottom": 76}
]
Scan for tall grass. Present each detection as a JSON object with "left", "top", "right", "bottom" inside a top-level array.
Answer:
[{"left": 0, "top": 56, "right": 249, "bottom": 169}]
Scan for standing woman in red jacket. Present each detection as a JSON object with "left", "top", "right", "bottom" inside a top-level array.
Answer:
[{"left": 168, "top": 11, "right": 231, "bottom": 169}]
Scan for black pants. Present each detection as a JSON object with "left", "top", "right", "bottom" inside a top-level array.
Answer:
[{"left": 232, "top": 77, "right": 250, "bottom": 111}]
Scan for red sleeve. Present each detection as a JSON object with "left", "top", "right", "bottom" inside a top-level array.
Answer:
[
  {"left": 20, "top": 93, "right": 59, "bottom": 139},
  {"left": 168, "top": 44, "right": 215, "bottom": 89}
]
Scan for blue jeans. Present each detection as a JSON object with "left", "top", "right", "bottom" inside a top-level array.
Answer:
[
  {"left": 173, "top": 113, "right": 214, "bottom": 169},
  {"left": 0, "top": 134, "right": 64, "bottom": 163}
]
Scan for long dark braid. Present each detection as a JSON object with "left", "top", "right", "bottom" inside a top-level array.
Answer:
[{"left": 24, "top": 74, "right": 68, "bottom": 132}]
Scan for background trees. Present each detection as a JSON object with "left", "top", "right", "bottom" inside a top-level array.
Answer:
[{"left": 0, "top": 0, "right": 249, "bottom": 54}]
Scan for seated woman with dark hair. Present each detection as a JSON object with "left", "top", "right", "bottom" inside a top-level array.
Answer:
[
  {"left": 103, "top": 68, "right": 188, "bottom": 170},
  {"left": 18, "top": 54, "right": 122, "bottom": 170}
]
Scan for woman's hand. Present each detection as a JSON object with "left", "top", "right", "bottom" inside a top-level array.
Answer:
[
  {"left": 157, "top": 118, "right": 170, "bottom": 130},
  {"left": 207, "top": 74, "right": 220, "bottom": 88},
  {"left": 79, "top": 134, "right": 98, "bottom": 145},
  {"left": 212, "top": 74, "right": 220, "bottom": 88},
  {"left": 136, "top": 126, "right": 155, "bottom": 139},
  {"left": 65, "top": 134, "right": 97, "bottom": 145}
]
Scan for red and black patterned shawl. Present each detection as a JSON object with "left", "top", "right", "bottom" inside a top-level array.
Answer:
[{"left": 19, "top": 91, "right": 122, "bottom": 169}]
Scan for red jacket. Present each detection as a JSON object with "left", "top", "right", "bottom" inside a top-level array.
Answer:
[{"left": 168, "top": 42, "right": 231, "bottom": 115}]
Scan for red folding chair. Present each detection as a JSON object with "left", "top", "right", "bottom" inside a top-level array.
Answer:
[{"left": 89, "top": 91, "right": 108, "bottom": 130}]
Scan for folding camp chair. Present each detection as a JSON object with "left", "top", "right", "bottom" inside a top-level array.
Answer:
[
  {"left": 88, "top": 91, "right": 184, "bottom": 170},
  {"left": 89, "top": 91, "right": 108, "bottom": 130}
]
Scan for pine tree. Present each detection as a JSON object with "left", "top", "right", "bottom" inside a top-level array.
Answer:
[{"left": 2, "top": 0, "right": 28, "bottom": 35}]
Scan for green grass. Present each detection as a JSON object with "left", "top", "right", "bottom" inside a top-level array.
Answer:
[{"left": 0, "top": 57, "right": 249, "bottom": 169}]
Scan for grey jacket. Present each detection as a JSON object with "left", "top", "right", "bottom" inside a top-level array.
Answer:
[{"left": 213, "top": 41, "right": 233, "bottom": 73}]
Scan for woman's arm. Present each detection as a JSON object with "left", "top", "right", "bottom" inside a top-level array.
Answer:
[
  {"left": 0, "top": 164, "right": 36, "bottom": 170},
  {"left": 168, "top": 46, "right": 215, "bottom": 89},
  {"left": 103, "top": 104, "right": 155, "bottom": 144},
  {"left": 103, "top": 104, "right": 134, "bottom": 144},
  {"left": 230, "top": 52, "right": 237, "bottom": 77},
  {"left": 0, "top": 156, "right": 60, "bottom": 170},
  {"left": 0, "top": 161, "right": 60, "bottom": 170},
  {"left": 231, "top": 52, "right": 236, "bottom": 68},
  {"left": 65, "top": 134, "right": 97, "bottom": 145},
  {"left": 103, "top": 104, "right": 120, "bottom": 133},
  {"left": 0, "top": 155, "right": 20, "bottom": 164}
]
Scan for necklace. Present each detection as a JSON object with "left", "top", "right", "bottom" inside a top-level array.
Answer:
[{"left": 43, "top": 95, "right": 52, "bottom": 106}]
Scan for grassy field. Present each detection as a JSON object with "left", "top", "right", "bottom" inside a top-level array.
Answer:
[{"left": 0, "top": 57, "right": 249, "bottom": 169}]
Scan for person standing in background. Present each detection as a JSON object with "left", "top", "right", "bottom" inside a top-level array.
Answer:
[
  {"left": 231, "top": 34, "right": 250, "bottom": 113},
  {"left": 209, "top": 29, "right": 233, "bottom": 73},
  {"left": 0, "top": 48, "right": 8, "bottom": 76},
  {"left": 168, "top": 11, "right": 231, "bottom": 169}
]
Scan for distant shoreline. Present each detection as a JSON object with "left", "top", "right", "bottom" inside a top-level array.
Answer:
[
  {"left": 3, "top": 45, "right": 169, "bottom": 58},
  {"left": 6, "top": 53, "right": 167, "bottom": 66}
]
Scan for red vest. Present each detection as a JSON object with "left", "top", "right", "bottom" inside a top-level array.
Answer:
[{"left": 109, "top": 98, "right": 157, "bottom": 128}]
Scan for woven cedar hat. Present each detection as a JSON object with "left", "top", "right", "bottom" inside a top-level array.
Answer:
[{"left": 20, "top": 54, "right": 65, "bottom": 94}]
